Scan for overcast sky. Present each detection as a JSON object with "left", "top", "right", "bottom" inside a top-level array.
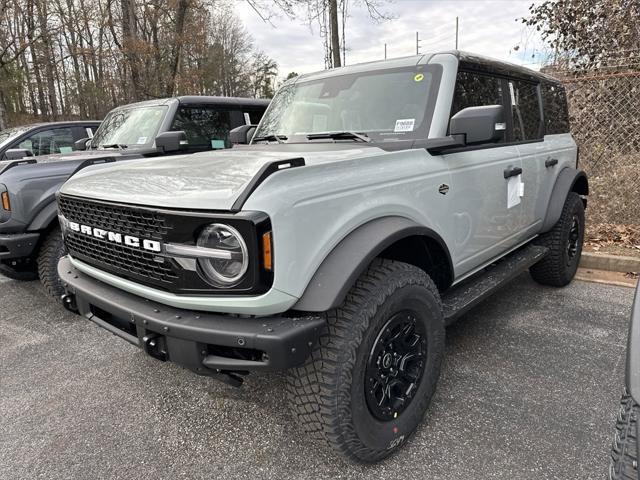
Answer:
[{"left": 234, "top": 0, "right": 546, "bottom": 78}]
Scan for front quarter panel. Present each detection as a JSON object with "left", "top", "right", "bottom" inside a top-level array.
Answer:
[{"left": 243, "top": 148, "right": 453, "bottom": 300}]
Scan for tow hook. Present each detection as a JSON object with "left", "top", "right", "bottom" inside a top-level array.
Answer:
[
  {"left": 142, "top": 333, "right": 168, "bottom": 362},
  {"left": 61, "top": 294, "right": 78, "bottom": 313}
]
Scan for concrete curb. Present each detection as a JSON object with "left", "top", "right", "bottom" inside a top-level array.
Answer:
[{"left": 580, "top": 252, "right": 640, "bottom": 273}]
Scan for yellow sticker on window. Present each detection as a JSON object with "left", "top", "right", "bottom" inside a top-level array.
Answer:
[{"left": 414, "top": 73, "right": 424, "bottom": 82}]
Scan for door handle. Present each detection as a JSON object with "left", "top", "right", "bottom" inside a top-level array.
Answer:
[
  {"left": 545, "top": 158, "right": 559, "bottom": 168},
  {"left": 503, "top": 166, "right": 523, "bottom": 179}
]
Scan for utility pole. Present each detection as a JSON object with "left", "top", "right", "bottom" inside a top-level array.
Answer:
[
  {"left": 384, "top": 43, "right": 387, "bottom": 59},
  {"left": 455, "top": 17, "right": 459, "bottom": 49},
  {"left": 416, "top": 31, "right": 421, "bottom": 55}
]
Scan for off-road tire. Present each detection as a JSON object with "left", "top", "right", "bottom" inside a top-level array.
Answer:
[
  {"left": 530, "top": 192, "right": 585, "bottom": 287},
  {"left": 287, "top": 259, "right": 445, "bottom": 462},
  {"left": 0, "top": 260, "right": 38, "bottom": 280},
  {"left": 610, "top": 390, "right": 639, "bottom": 479},
  {"left": 37, "top": 226, "right": 67, "bottom": 301}
]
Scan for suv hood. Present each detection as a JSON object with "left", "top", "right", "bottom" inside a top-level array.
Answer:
[{"left": 60, "top": 144, "right": 384, "bottom": 210}]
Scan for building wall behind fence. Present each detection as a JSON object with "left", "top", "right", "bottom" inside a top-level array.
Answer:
[{"left": 558, "top": 70, "right": 640, "bottom": 226}]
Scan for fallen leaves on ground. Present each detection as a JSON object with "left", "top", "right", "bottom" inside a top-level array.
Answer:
[{"left": 586, "top": 223, "right": 640, "bottom": 251}]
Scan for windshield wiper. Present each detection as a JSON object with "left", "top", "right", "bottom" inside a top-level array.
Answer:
[
  {"left": 252, "top": 134, "right": 287, "bottom": 144},
  {"left": 306, "top": 131, "right": 371, "bottom": 143},
  {"left": 100, "top": 143, "right": 128, "bottom": 149}
]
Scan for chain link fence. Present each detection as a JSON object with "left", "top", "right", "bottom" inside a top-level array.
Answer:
[{"left": 549, "top": 62, "right": 640, "bottom": 230}]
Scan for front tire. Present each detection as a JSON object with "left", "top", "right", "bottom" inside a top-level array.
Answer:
[
  {"left": 610, "top": 391, "right": 639, "bottom": 479},
  {"left": 37, "top": 226, "right": 67, "bottom": 301},
  {"left": 287, "top": 259, "right": 445, "bottom": 462},
  {"left": 530, "top": 192, "right": 585, "bottom": 287}
]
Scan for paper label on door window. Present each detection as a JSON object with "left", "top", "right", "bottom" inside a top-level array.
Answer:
[
  {"left": 137, "top": 136, "right": 147, "bottom": 144},
  {"left": 507, "top": 174, "right": 523, "bottom": 209},
  {"left": 394, "top": 118, "right": 415, "bottom": 132}
]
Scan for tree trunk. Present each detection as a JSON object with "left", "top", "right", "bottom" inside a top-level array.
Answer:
[
  {"left": 0, "top": 91, "right": 8, "bottom": 130},
  {"left": 35, "top": 0, "right": 59, "bottom": 119},
  {"left": 121, "top": 0, "right": 141, "bottom": 100},
  {"left": 328, "top": 0, "right": 341, "bottom": 68},
  {"left": 166, "top": 0, "right": 190, "bottom": 96}
]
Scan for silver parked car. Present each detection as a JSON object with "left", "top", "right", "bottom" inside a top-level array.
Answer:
[{"left": 55, "top": 51, "right": 588, "bottom": 462}]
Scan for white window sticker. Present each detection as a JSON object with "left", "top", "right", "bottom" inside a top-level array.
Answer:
[
  {"left": 137, "top": 136, "right": 148, "bottom": 144},
  {"left": 394, "top": 118, "right": 415, "bottom": 133},
  {"left": 507, "top": 174, "right": 524, "bottom": 209}
]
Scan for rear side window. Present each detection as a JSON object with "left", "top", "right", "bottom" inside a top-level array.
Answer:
[
  {"left": 172, "top": 107, "right": 231, "bottom": 149},
  {"left": 20, "top": 127, "right": 75, "bottom": 155},
  {"left": 509, "top": 80, "right": 543, "bottom": 141},
  {"left": 541, "top": 83, "right": 570, "bottom": 134},
  {"left": 450, "top": 71, "right": 505, "bottom": 143}
]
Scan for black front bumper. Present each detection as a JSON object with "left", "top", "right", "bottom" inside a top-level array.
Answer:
[
  {"left": 58, "top": 256, "right": 325, "bottom": 378},
  {"left": 0, "top": 232, "right": 40, "bottom": 260}
]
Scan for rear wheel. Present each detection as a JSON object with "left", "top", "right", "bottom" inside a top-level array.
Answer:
[
  {"left": 37, "top": 226, "right": 67, "bottom": 301},
  {"left": 530, "top": 192, "right": 585, "bottom": 287},
  {"left": 287, "top": 259, "right": 445, "bottom": 462}
]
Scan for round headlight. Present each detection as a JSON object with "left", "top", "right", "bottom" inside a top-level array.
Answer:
[{"left": 197, "top": 224, "right": 248, "bottom": 287}]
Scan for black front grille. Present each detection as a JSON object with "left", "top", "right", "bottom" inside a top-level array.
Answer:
[
  {"left": 58, "top": 195, "right": 178, "bottom": 287},
  {"left": 58, "top": 195, "right": 170, "bottom": 241}
]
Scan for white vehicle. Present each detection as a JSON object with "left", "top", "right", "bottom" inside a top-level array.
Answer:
[{"left": 57, "top": 51, "right": 588, "bottom": 462}]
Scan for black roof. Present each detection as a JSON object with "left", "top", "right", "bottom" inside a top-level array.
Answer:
[
  {"left": 453, "top": 50, "right": 563, "bottom": 85},
  {"left": 298, "top": 50, "right": 562, "bottom": 87},
  {"left": 112, "top": 96, "right": 270, "bottom": 110},
  {"left": 177, "top": 96, "right": 270, "bottom": 108}
]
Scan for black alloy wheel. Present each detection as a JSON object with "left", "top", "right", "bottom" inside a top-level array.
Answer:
[
  {"left": 365, "top": 311, "right": 427, "bottom": 421},
  {"left": 566, "top": 215, "right": 580, "bottom": 264}
]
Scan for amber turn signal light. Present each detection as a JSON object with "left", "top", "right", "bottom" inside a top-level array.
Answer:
[
  {"left": 1, "top": 191, "right": 10, "bottom": 211},
  {"left": 262, "top": 231, "right": 273, "bottom": 271}
]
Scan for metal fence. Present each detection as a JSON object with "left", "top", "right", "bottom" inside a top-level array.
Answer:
[{"left": 551, "top": 65, "right": 640, "bottom": 228}]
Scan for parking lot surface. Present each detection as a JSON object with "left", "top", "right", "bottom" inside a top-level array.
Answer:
[{"left": 0, "top": 273, "right": 634, "bottom": 479}]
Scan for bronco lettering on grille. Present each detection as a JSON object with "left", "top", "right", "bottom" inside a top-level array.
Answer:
[{"left": 67, "top": 221, "right": 162, "bottom": 252}]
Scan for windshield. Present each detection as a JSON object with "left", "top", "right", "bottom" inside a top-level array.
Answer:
[
  {"left": 0, "top": 125, "right": 33, "bottom": 149},
  {"left": 90, "top": 105, "right": 168, "bottom": 149},
  {"left": 254, "top": 65, "right": 442, "bottom": 143}
]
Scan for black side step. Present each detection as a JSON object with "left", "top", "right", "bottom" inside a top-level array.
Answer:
[{"left": 442, "top": 244, "right": 548, "bottom": 325}]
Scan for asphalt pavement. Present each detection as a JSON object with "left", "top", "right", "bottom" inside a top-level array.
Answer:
[{"left": 0, "top": 273, "right": 634, "bottom": 479}]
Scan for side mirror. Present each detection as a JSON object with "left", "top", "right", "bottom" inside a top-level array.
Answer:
[
  {"left": 449, "top": 105, "right": 505, "bottom": 145},
  {"left": 155, "top": 131, "right": 187, "bottom": 153},
  {"left": 4, "top": 149, "right": 33, "bottom": 160},
  {"left": 74, "top": 138, "right": 90, "bottom": 151},
  {"left": 229, "top": 125, "right": 257, "bottom": 145}
]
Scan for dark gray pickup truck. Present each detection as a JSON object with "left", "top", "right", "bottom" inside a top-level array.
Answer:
[{"left": 0, "top": 95, "right": 269, "bottom": 299}]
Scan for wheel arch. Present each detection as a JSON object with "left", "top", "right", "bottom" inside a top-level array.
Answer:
[
  {"left": 292, "top": 216, "right": 453, "bottom": 312},
  {"left": 541, "top": 167, "right": 589, "bottom": 233}
]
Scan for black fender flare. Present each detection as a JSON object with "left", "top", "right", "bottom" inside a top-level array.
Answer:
[
  {"left": 293, "top": 216, "right": 453, "bottom": 312},
  {"left": 626, "top": 283, "right": 640, "bottom": 401},
  {"left": 27, "top": 201, "right": 58, "bottom": 232},
  {"left": 541, "top": 167, "right": 589, "bottom": 232}
]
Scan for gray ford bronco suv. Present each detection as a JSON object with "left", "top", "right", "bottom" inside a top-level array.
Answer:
[
  {"left": 0, "top": 96, "right": 268, "bottom": 298},
  {"left": 57, "top": 51, "right": 588, "bottom": 462}
]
